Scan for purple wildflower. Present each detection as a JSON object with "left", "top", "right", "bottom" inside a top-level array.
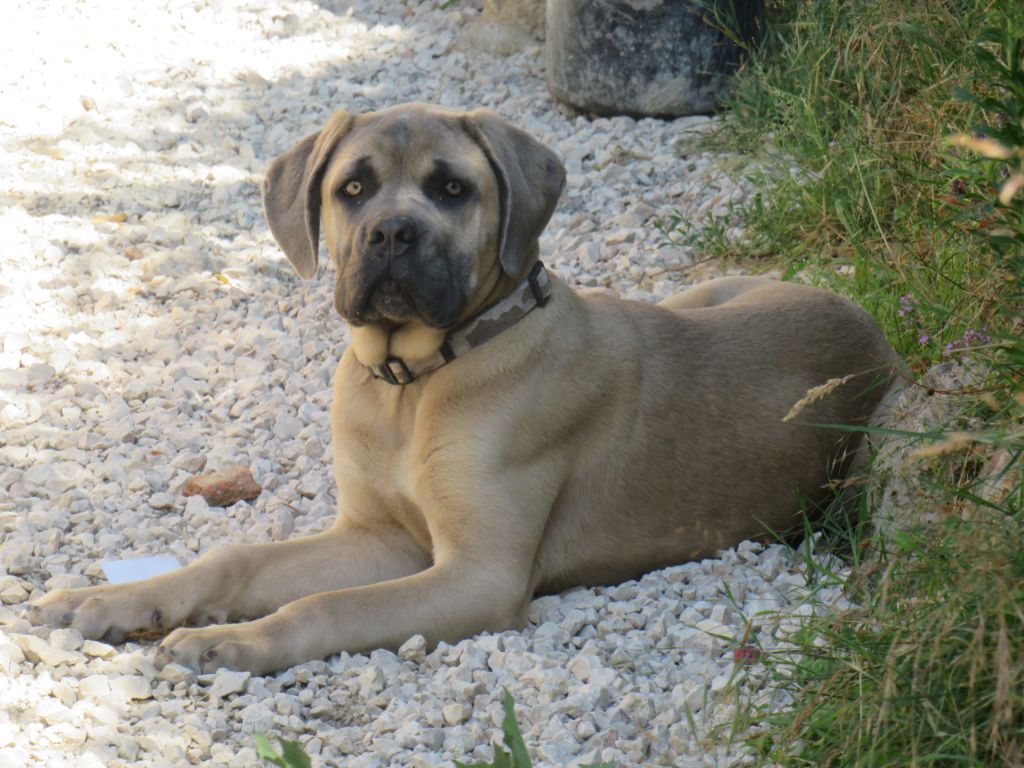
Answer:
[
  {"left": 918, "top": 333, "right": 931, "bottom": 346},
  {"left": 898, "top": 294, "right": 917, "bottom": 319},
  {"left": 944, "top": 329, "right": 991, "bottom": 356}
]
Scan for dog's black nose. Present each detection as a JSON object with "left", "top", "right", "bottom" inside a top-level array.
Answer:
[{"left": 367, "top": 216, "right": 419, "bottom": 255}]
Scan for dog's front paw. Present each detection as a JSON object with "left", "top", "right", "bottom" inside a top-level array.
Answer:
[
  {"left": 28, "top": 585, "right": 169, "bottom": 644},
  {"left": 155, "top": 623, "right": 279, "bottom": 675}
]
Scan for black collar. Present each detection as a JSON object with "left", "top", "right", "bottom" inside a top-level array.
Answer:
[{"left": 369, "top": 261, "right": 552, "bottom": 386}]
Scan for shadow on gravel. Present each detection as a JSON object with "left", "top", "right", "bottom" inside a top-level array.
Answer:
[
  {"left": 0, "top": 0, "right": 557, "bottom": 447},
  {"left": 6, "top": 0, "right": 520, "bottom": 294},
  {"left": 0, "top": 2, "right": 503, "bottom": 478},
  {"left": 0, "top": 0, "right": 556, "bottom": 476}
]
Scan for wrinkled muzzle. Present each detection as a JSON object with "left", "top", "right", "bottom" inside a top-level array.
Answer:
[{"left": 335, "top": 215, "right": 467, "bottom": 328}]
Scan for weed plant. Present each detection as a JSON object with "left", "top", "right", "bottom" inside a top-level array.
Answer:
[
  {"left": 456, "top": 690, "right": 614, "bottom": 768},
  {"left": 677, "top": 0, "right": 1024, "bottom": 764},
  {"left": 255, "top": 733, "right": 312, "bottom": 768},
  {"left": 685, "top": 0, "right": 1020, "bottom": 364},
  {"left": 255, "top": 691, "right": 616, "bottom": 768}
]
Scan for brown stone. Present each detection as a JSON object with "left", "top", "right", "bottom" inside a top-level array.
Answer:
[{"left": 182, "top": 466, "right": 261, "bottom": 507}]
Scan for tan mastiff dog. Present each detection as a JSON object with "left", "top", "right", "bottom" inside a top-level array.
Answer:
[{"left": 31, "top": 104, "right": 900, "bottom": 674}]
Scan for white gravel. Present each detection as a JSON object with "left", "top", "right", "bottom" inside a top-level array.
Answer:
[{"left": 0, "top": 1, "right": 838, "bottom": 766}]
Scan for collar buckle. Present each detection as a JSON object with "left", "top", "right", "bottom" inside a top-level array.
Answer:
[
  {"left": 527, "top": 260, "right": 550, "bottom": 307},
  {"left": 371, "top": 355, "right": 415, "bottom": 385}
]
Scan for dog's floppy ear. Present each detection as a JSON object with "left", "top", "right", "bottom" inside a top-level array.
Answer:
[
  {"left": 463, "top": 110, "right": 566, "bottom": 279},
  {"left": 262, "top": 110, "right": 354, "bottom": 279}
]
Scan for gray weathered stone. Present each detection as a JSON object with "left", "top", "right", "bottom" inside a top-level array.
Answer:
[{"left": 546, "top": 0, "right": 763, "bottom": 116}]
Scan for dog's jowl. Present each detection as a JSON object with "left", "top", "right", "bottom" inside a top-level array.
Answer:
[{"left": 30, "top": 104, "right": 901, "bottom": 674}]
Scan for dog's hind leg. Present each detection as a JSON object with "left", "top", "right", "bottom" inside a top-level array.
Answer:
[{"left": 658, "top": 276, "right": 777, "bottom": 310}]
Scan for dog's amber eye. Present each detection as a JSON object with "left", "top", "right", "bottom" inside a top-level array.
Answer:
[
  {"left": 342, "top": 180, "right": 363, "bottom": 197},
  {"left": 444, "top": 180, "right": 463, "bottom": 197}
]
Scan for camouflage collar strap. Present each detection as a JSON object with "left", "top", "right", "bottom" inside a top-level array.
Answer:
[{"left": 370, "top": 262, "right": 552, "bottom": 386}]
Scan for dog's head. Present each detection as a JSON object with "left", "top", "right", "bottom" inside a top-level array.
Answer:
[{"left": 262, "top": 103, "right": 565, "bottom": 330}]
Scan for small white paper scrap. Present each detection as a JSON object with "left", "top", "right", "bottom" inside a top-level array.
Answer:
[{"left": 101, "top": 555, "right": 183, "bottom": 584}]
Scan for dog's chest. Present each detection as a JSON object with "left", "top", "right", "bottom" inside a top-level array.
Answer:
[{"left": 332, "top": 384, "right": 434, "bottom": 548}]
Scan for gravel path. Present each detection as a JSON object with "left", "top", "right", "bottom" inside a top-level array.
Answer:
[{"left": 0, "top": 2, "right": 841, "bottom": 766}]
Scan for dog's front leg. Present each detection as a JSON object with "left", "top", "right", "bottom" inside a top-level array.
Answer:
[
  {"left": 153, "top": 463, "right": 557, "bottom": 674},
  {"left": 154, "top": 557, "right": 531, "bottom": 674},
  {"left": 28, "top": 521, "right": 429, "bottom": 643}
]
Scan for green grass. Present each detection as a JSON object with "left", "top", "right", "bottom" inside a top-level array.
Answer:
[
  {"left": 255, "top": 734, "right": 312, "bottom": 768},
  {"left": 454, "top": 690, "right": 536, "bottom": 768},
  {"left": 663, "top": 0, "right": 1024, "bottom": 764},
  {"left": 455, "top": 689, "right": 615, "bottom": 768},
  {"left": 679, "top": 0, "right": 1021, "bottom": 364}
]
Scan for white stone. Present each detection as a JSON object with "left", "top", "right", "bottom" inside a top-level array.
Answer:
[
  {"left": 44, "top": 572, "right": 90, "bottom": 590},
  {"left": 0, "top": 642, "right": 25, "bottom": 668},
  {"left": 271, "top": 506, "right": 295, "bottom": 540},
  {"left": 272, "top": 414, "right": 302, "bottom": 440},
  {"left": 3, "top": 332, "right": 30, "bottom": 354},
  {"left": 49, "top": 628, "right": 84, "bottom": 651},
  {"left": 21, "top": 462, "right": 82, "bottom": 496},
  {"left": 149, "top": 492, "right": 175, "bottom": 510},
  {"left": 159, "top": 662, "right": 195, "bottom": 684},
  {"left": 0, "top": 575, "right": 30, "bottom": 604},
  {"left": 26, "top": 363, "right": 56, "bottom": 385},
  {"left": 208, "top": 668, "right": 250, "bottom": 699},
  {"left": 81, "top": 640, "right": 116, "bottom": 658},
  {"left": 0, "top": 606, "right": 31, "bottom": 629},
  {"left": 11, "top": 634, "right": 84, "bottom": 666},
  {"left": 295, "top": 475, "right": 323, "bottom": 498},
  {"left": 44, "top": 721, "right": 87, "bottom": 745},
  {"left": 567, "top": 653, "right": 605, "bottom": 682},
  {"left": 171, "top": 451, "right": 207, "bottom": 473},
  {"left": 398, "top": 634, "right": 427, "bottom": 663},
  {"left": 109, "top": 675, "right": 152, "bottom": 702},
  {"left": 442, "top": 702, "right": 472, "bottom": 725},
  {"left": 80, "top": 674, "right": 112, "bottom": 699},
  {"left": 183, "top": 496, "right": 212, "bottom": 527}
]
